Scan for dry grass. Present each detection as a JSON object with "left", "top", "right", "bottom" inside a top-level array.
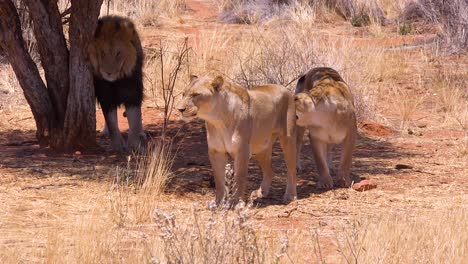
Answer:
[
  {"left": 428, "top": 67, "right": 468, "bottom": 155},
  {"left": 2, "top": 1, "right": 468, "bottom": 263},
  {"left": 217, "top": 0, "right": 390, "bottom": 25},
  {"left": 389, "top": 84, "right": 427, "bottom": 131},
  {"left": 2, "top": 187, "right": 465, "bottom": 263},
  {"left": 185, "top": 23, "right": 405, "bottom": 122},
  {"left": 401, "top": 0, "right": 468, "bottom": 53},
  {"left": 335, "top": 205, "right": 468, "bottom": 263},
  {"left": 101, "top": 0, "right": 186, "bottom": 25}
]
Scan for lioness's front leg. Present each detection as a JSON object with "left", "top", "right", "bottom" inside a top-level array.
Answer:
[
  {"left": 208, "top": 149, "right": 228, "bottom": 204},
  {"left": 336, "top": 126, "right": 356, "bottom": 188},
  {"left": 233, "top": 144, "right": 250, "bottom": 203},
  {"left": 309, "top": 135, "right": 334, "bottom": 189},
  {"left": 103, "top": 107, "right": 127, "bottom": 152}
]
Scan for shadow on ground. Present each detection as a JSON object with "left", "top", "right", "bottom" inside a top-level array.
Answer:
[{"left": 0, "top": 118, "right": 415, "bottom": 206}]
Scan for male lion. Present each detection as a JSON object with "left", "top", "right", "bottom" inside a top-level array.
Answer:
[
  {"left": 88, "top": 15, "right": 145, "bottom": 151},
  {"left": 177, "top": 76, "right": 297, "bottom": 204},
  {"left": 294, "top": 67, "right": 357, "bottom": 189}
]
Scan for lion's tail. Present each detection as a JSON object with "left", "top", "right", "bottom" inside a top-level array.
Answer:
[{"left": 286, "top": 93, "right": 296, "bottom": 138}]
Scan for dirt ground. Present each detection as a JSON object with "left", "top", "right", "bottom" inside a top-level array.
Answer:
[{"left": 0, "top": 0, "right": 467, "bottom": 262}]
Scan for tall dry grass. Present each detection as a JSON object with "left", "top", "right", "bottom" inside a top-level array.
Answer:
[
  {"left": 428, "top": 67, "right": 468, "bottom": 155},
  {"left": 193, "top": 24, "right": 398, "bottom": 122},
  {"left": 3, "top": 195, "right": 464, "bottom": 263},
  {"left": 401, "top": 0, "right": 468, "bottom": 53},
  {"left": 335, "top": 206, "right": 468, "bottom": 263},
  {"left": 217, "top": 0, "right": 390, "bottom": 25},
  {"left": 101, "top": 0, "right": 186, "bottom": 25}
]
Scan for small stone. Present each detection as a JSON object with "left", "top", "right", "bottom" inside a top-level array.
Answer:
[
  {"left": 352, "top": 180, "right": 377, "bottom": 192},
  {"left": 74, "top": 151, "right": 81, "bottom": 155}
]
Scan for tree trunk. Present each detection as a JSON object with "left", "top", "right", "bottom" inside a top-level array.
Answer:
[
  {"left": 0, "top": 0, "right": 56, "bottom": 146},
  {"left": 63, "top": 0, "right": 103, "bottom": 149},
  {"left": 0, "top": 0, "right": 104, "bottom": 151},
  {"left": 24, "top": 0, "right": 70, "bottom": 127}
]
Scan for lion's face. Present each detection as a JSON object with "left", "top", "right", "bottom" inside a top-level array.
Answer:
[
  {"left": 88, "top": 17, "right": 138, "bottom": 82},
  {"left": 294, "top": 92, "right": 315, "bottom": 127},
  {"left": 177, "top": 76, "right": 222, "bottom": 121}
]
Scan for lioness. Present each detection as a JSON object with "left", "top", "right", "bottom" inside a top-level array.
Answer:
[
  {"left": 295, "top": 67, "right": 357, "bottom": 189},
  {"left": 88, "top": 15, "right": 145, "bottom": 151},
  {"left": 177, "top": 76, "right": 297, "bottom": 204}
]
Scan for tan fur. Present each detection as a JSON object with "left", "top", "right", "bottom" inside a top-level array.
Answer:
[
  {"left": 177, "top": 76, "right": 297, "bottom": 204},
  {"left": 295, "top": 68, "right": 357, "bottom": 189},
  {"left": 88, "top": 16, "right": 142, "bottom": 81}
]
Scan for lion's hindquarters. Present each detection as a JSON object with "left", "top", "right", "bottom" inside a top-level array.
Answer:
[{"left": 249, "top": 85, "right": 298, "bottom": 202}]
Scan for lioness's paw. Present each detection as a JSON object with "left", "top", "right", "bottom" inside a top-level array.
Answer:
[
  {"left": 282, "top": 193, "right": 297, "bottom": 204},
  {"left": 334, "top": 176, "right": 352, "bottom": 188},
  {"left": 250, "top": 188, "right": 268, "bottom": 200},
  {"left": 316, "top": 177, "right": 334, "bottom": 190}
]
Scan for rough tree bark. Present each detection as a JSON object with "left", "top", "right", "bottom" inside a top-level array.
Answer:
[
  {"left": 0, "top": 0, "right": 103, "bottom": 150},
  {"left": 0, "top": 0, "right": 56, "bottom": 146},
  {"left": 64, "top": 0, "right": 103, "bottom": 149},
  {"left": 24, "top": 0, "right": 69, "bottom": 127}
]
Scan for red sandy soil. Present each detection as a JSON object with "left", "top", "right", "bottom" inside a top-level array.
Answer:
[{"left": 0, "top": 0, "right": 466, "bottom": 261}]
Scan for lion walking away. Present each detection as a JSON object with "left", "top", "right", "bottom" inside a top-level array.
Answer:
[{"left": 88, "top": 15, "right": 146, "bottom": 151}]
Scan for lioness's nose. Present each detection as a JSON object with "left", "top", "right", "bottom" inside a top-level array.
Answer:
[{"left": 178, "top": 107, "right": 186, "bottom": 113}]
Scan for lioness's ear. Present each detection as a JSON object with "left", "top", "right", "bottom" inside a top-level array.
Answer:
[
  {"left": 211, "top": 76, "right": 224, "bottom": 91},
  {"left": 189, "top": 75, "right": 198, "bottom": 82}
]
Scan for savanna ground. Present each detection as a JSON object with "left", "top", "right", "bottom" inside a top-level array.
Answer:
[{"left": 0, "top": 0, "right": 467, "bottom": 263}]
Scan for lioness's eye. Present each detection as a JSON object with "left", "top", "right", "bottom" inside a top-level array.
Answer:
[{"left": 191, "top": 93, "right": 201, "bottom": 97}]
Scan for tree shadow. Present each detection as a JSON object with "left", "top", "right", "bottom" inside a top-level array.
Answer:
[
  {"left": 145, "top": 120, "right": 417, "bottom": 207},
  {"left": 0, "top": 118, "right": 417, "bottom": 208}
]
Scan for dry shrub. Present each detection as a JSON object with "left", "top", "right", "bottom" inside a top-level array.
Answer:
[
  {"left": 401, "top": 0, "right": 468, "bottom": 53},
  {"left": 153, "top": 205, "right": 273, "bottom": 263},
  {"left": 145, "top": 38, "right": 191, "bottom": 136},
  {"left": 34, "top": 199, "right": 467, "bottom": 263},
  {"left": 185, "top": 24, "right": 393, "bottom": 122},
  {"left": 144, "top": 38, "right": 192, "bottom": 138},
  {"left": 229, "top": 27, "right": 317, "bottom": 88},
  {"left": 217, "top": 0, "right": 289, "bottom": 24},
  {"left": 102, "top": 0, "right": 186, "bottom": 25},
  {"left": 218, "top": 0, "right": 387, "bottom": 25}
]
